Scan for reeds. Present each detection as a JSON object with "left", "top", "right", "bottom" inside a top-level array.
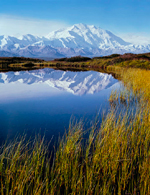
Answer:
[
  {"left": 0, "top": 136, "right": 50, "bottom": 195},
  {"left": 0, "top": 68, "right": 150, "bottom": 194}
]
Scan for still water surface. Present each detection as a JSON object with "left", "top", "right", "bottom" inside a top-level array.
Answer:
[{"left": 0, "top": 68, "right": 120, "bottom": 145}]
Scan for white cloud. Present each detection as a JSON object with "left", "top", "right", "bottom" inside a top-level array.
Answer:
[
  {"left": 0, "top": 14, "right": 69, "bottom": 37},
  {"left": 120, "top": 33, "right": 150, "bottom": 45}
]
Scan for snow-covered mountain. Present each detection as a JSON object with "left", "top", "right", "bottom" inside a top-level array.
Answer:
[
  {"left": 0, "top": 68, "right": 118, "bottom": 95},
  {"left": 0, "top": 23, "right": 150, "bottom": 58}
]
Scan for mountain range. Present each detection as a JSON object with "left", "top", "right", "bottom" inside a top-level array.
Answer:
[
  {"left": 0, "top": 23, "right": 150, "bottom": 59},
  {"left": 0, "top": 68, "right": 118, "bottom": 95}
]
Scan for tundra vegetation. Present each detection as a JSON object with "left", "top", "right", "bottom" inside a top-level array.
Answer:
[
  {"left": 1, "top": 53, "right": 150, "bottom": 71},
  {"left": 0, "top": 54, "right": 150, "bottom": 194}
]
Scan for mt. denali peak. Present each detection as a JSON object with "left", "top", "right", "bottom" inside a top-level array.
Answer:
[{"left": 44, "top": 23, "right": 129, "bottom": 50}]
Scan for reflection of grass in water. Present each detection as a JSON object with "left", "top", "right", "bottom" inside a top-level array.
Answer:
[{"left": 0, "top": 68, "right": 150, "bottom": 194}]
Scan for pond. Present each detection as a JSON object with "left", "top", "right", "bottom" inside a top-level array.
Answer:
[{"left": 0, "top": 68, "right": 120, "bottom": 145}]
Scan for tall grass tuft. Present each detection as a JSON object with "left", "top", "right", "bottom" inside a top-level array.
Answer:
[{"left": 0, "top": 136, "right": 50, "bottom": 195}]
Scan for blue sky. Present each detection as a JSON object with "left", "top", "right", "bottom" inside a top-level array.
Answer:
[{"left": 0, "top": 0, "right": 150, "bottom": 43}]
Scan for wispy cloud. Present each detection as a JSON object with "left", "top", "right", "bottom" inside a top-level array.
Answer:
[
  {"left": 0, "top": 15, "right": 69, "bottom": 37},
  {"left": 121, "top": 33, "right": 150, "bottom": 45}
]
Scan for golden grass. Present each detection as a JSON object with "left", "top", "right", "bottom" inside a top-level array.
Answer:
[
  {"left": 121, "top": 68, "right": 150, "bottom": 102},
  {"left": 0, "top": 68, "right": 150, "bottom": 194},
  {"left": 0, "top": 136, "right": 50, "bottom": 195}
]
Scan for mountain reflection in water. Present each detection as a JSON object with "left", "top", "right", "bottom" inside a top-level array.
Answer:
[{"left": 0, "top": 68, "right": 120, "bottom": 144}]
